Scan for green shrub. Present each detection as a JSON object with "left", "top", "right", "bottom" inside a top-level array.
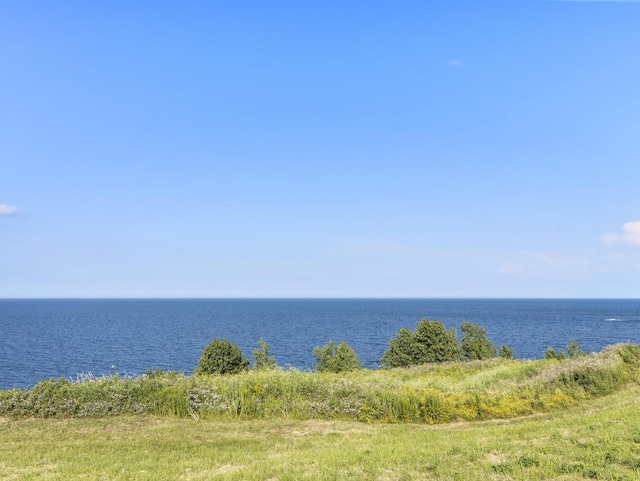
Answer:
[
  {"left": 380, "top": 327, "right": 419, "bottom": 368},
  {"left": 567, "top": 339, "right": 586, "bottom": 359},
  {"left": 381, "top": 319, "right": 459, "bottom": 367},
  {"left": 415, "top": 320, "right": 460, "bottom": 363},
  {"left": 313, "top": 340, "right": 361, "bottom": 373},
  {"left": 499, "top": 345, "right": 514, "bottom": 359},
  {"left": 545, "top": 347, "right": 566, "bottom": 361},
  {"left": 545, "top": 340, "right": 585, "bottom": 361},
  {"left": 617, "top": 343, "right": 640, "bottom": 366},
  {"left": 197, "top": 339, "right": 249, "bottom": 375},
  {"left": 460, "top": 322, "right": 497, "bottom": 360},
  {"left": 252, "top": 339, "right": 278, "bottom": 370}
]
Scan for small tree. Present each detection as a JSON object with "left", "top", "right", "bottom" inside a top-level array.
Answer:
[
  {"left": 544, "top": 346, "right": 566, "bottom": 361},
  {"left": 460, "top": 322, "right": 497, "bottom": 360},
  {"left": 544, "top": 340, "right": 584, "bottom": 361},
  {"left": 567, "top": 339, "right": 586, "bottom": 359},
  {"left": 313, "top": 340, "right": 361, "bottom": 373},
  {"left": 380, "top": 328, "right": 419, "bottom": 368},
  {"left": 252, "top": 338, "right": 278, "bottom": 370},
  {"left": 499, "top": 345, "right": 514, "bottom": 360},
  {"left": 197, "top": 338, "right": 249, "bottom": 375}
]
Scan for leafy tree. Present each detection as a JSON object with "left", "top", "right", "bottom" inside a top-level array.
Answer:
[
  {"left": 313, "top": 340, "right": 361, "bottom": 373},
  {"left": 567, "top": 339, "right": 586, "bottom": 359},
  {"left": 197, "top": 338, "right": 249, "bottom": 375},
  {"left": 380, "top": 328, "right": 419, "bottom": 368},
  {"left": 499, "top": 345, "right": 514, "bottom": 359},
  {"left": 381, "top": 319, "right": 460, "bottom": 368},
  {"left": 544, "top": 346, "right": 566, "bottom": 361},
  {"left": 252, "top": 338, "right": 278, "bottom": 370},
  {"left": 414, "top": 320, "right": 460, "bottom": 363},
  {"left": 460, "top": 322, "right": 498, "bottom": 360}
]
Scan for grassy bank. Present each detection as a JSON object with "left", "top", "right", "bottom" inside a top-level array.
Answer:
[
  {"left": 2, "top": 384, "right": 640, "bottom": 480},
  {"left": 1, "top": 344, "right": 639, "bottom": 423}
]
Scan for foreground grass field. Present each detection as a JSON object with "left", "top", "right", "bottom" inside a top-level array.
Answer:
[
  {"left": 1, "top": 384, "right": 640, "bottom": 480},
  {"left": 1, "top": 345, "right": 639, "bottom": 479}
]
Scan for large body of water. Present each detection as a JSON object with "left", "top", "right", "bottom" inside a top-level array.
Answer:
[{"left": 1, "top": 298, "right": 639, "bottom": 390}]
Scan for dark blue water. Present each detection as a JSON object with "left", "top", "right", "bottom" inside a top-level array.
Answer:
[{"left": 1, "top": 299, "right": 639, "bottom": 390}]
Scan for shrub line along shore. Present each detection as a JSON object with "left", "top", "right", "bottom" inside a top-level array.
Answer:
[{"left": 1, "top": 343, "right": 639, "bottom": 424}]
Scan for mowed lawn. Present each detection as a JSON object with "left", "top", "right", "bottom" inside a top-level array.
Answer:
[{"left": 1, "top": 385, "right": 639, "bottom": 480}]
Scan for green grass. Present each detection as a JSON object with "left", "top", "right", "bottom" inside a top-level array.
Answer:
[
  {"left": 1, "top": 384, "right": 640, "bottom": 480},
  {"left": 1, "top": 344, "right": 639, "bottom": 479}
]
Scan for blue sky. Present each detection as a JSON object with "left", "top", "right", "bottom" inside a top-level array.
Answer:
[{"left": 1, "top": 0, "right": 639, "bottom": 298}]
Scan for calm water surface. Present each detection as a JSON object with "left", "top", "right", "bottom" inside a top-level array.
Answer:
[{"left": 1, "top": 298, "right": 639, "bottom": 390}]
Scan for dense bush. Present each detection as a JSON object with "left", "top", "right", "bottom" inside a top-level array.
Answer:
[
  {"left": 197, "top": 338, "right": 249, "bottom": 375},
  {"left": 381, "top": 319, "right": 459, "bottom": 368},
  {"left": 415, "top": 320, "right": 460, "bottom": 363},
  {"left": 460, "top": 322, "right": 498, "bottom": 360},
  {"left": 313, "top": 340, "right": 362, "bottom": 373},
  {"left": 379, "top": 328, "right": 419, "bottom": 368},
  {"left": 252, "top": 339, "right": 278, "bottom": 370}
]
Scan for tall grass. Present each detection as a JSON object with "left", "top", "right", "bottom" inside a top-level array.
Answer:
[{"left": 2, "top": 343, "right": 639, "bottom": 424}]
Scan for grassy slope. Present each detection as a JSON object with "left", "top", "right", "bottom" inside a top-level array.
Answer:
[{"left": 1, "top": 385, "right": 639, "bottom": 480}]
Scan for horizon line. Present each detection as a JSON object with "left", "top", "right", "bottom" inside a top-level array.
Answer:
[{"left": 1, "top": 296, "right": 638, "bottom": 301}]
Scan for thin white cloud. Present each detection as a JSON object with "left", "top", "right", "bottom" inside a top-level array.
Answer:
[
  {"left": 600, "top": 221, "right": 640, "bottom": 246},
  {"left": 446, "top": 59, "right": 462, "bottom": 67},
  {"left": 499, "top": 251, "right": 588, "bottom": 278},
  {"left": 0, "top": 204, "right": 18, "bottom": 216},
  {"left": 598, "top": 252, "right": 640, "bottom": 272}
]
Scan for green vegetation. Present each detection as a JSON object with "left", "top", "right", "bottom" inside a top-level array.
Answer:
[
  {"left": 313, "top": 340, "right": 362, "bottom": 373},
  {"left": 546, "top": 339, "right": 587, "bottom": 361},
  {"left": 499, "top": 344, "right": 514, "bottom": 359},
  {"left": 545, "top": 346, "right": 567, "bottom": 360},
  {"left": 567, "top": 339, "right": 587, "bottom": 358},
  {"left": 1, "top": 342, "right": 639, "bottom": 479},
  {"left": 378, "top": 326, "right": 417, "bottom": 368},
  {"left": 252, "top": 339, "right": 278, "bottom": 370},
  {"left": 2, "top": 344, "right": 638, "bottom": 425},
  {"left": 197, "top": 338, "right": 250, "bottom": 375},
  {"left": 380, "top": 319, "right": 514, "bottom": 367},
  {"left": 460, "top": 321, "right": 498, "bottom": 360},
  {"left": 2, "top": 383, "right": 640, "bottom": 480}
]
